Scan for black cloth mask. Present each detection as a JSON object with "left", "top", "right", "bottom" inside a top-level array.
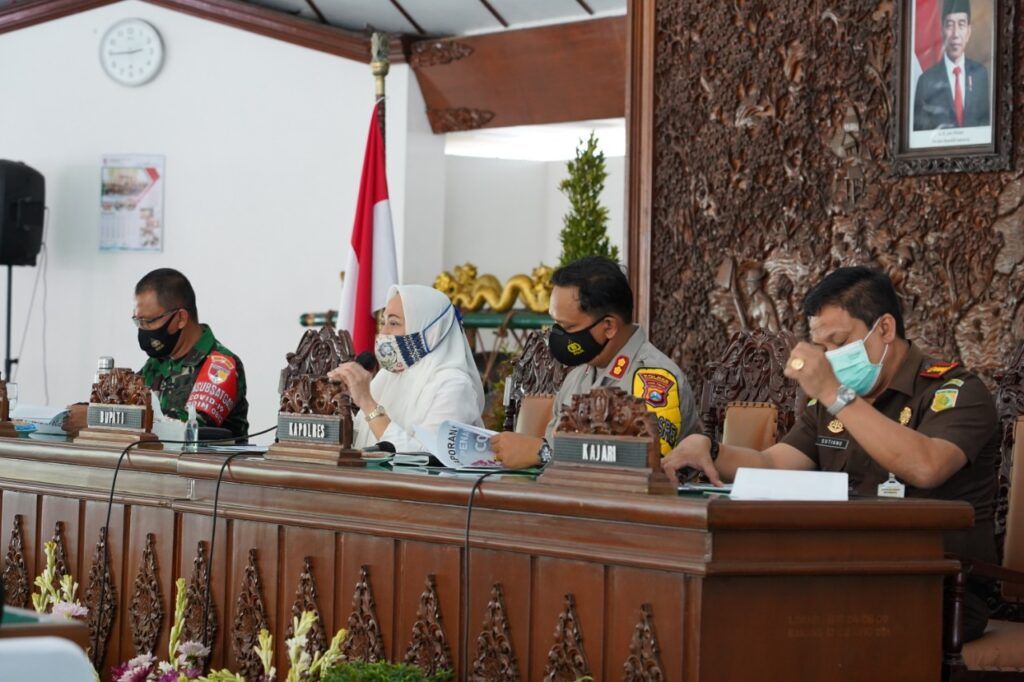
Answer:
[
  {"left": 548, "top": 316, "right": 609, "bottom": 366},
  {"left": 138, "top": 313, "right": 182, "bottom": 359}
]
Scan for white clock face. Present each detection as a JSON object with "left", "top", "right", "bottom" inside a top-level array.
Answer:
[{"left": 100, "top": 19, "right": 164, "bottom": 87}]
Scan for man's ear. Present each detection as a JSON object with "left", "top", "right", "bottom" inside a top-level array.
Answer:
[
  {"left": 879, "top": 314, "right": 898, "bottom": 343},
  {"left": 174, "top": 310, "right": 190, "bottom": 332},
  {"left": 601, "top": 315, "right": 620, "bottom": 341}
]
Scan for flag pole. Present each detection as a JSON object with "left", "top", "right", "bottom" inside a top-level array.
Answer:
[{"left": 370, "top": 32, "right": 390, "bottom": 143}]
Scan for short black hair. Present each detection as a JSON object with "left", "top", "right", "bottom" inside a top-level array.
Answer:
[
  {"left": 803, "top": 267, "right": 905, "bottom": 338},
  {"left": 551, "top": 256, "right": 633, "bottom": 322},
  {"left": 135, "top": 268, "right": 198, "bottom": 320}
]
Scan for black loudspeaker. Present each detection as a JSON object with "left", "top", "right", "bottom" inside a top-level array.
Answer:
[{"left": 0, "top": 160, "right": 45, "bottom": 267}]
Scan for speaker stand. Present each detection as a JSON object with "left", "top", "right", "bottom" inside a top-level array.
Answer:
[{"left": 3, "top": 265, "right": 13, "bottom": 381}]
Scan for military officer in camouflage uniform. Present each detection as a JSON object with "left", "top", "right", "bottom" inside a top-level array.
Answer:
[
  {"left": 491, "top": 256, "right": 700, "bottom": 468},
  {"left": 663, "top": 267, "right": 998, "bottom": 642},
  {"left": 65, "top": 268, "right": 249, "bottom": 438}
]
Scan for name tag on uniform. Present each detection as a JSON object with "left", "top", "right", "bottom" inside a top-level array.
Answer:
[
  {"left": 877, "top": 473, "right": 906, "bottom": 499},
  {"left": 815, "top": 435, "right": 849, "bottom": 450}
]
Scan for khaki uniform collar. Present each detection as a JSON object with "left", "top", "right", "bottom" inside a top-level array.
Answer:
[
  {"left": 597, "top": 325, "right": 644, "bottom": 380},
  {"left": 884, "top": 342, "right": 924, "bottom": 398}
]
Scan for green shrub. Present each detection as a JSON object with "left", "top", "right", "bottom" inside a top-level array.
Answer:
[{"left": 322, "top": 662, "right": 453, "bottom": 682}]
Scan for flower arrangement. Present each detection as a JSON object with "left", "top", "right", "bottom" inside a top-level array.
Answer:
[{"left": 32, "top": 540, "right": 88, "bottom": 620}]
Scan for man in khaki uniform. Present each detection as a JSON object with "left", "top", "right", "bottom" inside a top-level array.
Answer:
[
  {"left": 663, "top": 266, "right": 998, "bottom": 642},
  {"left": 492, "top": 256, "right": 700, "bottom": 468}
]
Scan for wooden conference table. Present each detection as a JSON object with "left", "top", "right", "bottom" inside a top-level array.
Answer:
[{"left": 0, "top": 437, "right": 969, "bottom": 681}]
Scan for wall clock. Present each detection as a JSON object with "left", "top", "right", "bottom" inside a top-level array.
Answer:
[{"left": 100, "top": 18, "right": 164, "bottom": 87}]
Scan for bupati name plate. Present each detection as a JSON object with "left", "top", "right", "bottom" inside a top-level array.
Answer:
[
  {"left": 87, "top": 404, "right": 147, "bottom": 430},
  {"left": 278, "top": 413, "right": 342, "bottom": 445},
  {"left": 552, "top": 434, "right": 651, "bottom": 469}
]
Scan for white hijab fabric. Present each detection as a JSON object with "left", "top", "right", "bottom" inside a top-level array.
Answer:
[{"left": 353, "top": 284, "right": 485, "bottom": 450}]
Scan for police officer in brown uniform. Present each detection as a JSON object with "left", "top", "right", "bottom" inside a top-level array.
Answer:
[{"left": 662, "top": 267, "right": 998, "bottom": 642}]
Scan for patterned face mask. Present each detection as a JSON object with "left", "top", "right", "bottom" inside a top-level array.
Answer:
[
  {"left": 373, "top": 304, "right": 458, "bottom": 374},
  {"left": 374, "top": 334, "right": 408, "bottom": 373}
]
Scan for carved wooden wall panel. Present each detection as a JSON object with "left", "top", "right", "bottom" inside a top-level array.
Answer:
[
  {"left": 179, "top": 515, "right": 228, "bottom": 670},
  {"left": 84, "top": 526, "right": 117, "bottom": 670},
  {"left": 647, "top": 0, "right": 1024, "bottom": 390},
  {"left": 124, "top": 505, "right": 174, "bottom": 659},
  {"left": 396, "top": 541, "right": 461, "bottom": 675},
  {"left": 544, "top": 593, "right": 590, "bottom": 681},
  {"left": 40, "top": 496, "right": 81, "bottom": 580},
  {"left": 606, "top": 567, "right": 687, "bottom": 681},
  {"left": 530, "top": 557, "right": 603, "bottom": 681},
  {"left": 129, "top": 533, "right": 164, "bottom": 656},
  {"left": 183, "top": 540, "right": 217, "bottom": 667},
  {"left": 231, "top": 548, "right": 270, "bottom": 681},
  {"left": 287, "top": 556, "right": 328, "bottom": 659},
  {"left": 229, "top": 521, "right": 278, "bottom": 678},
  {"left": 471, "top": 583, "right": 520, "bottom": 682},
  {"left": 2, "top": 514, "right": 29, "bottom": 608},
  {"left": 622, "top": 604, "right": 666, "bottom": 682},
  {"left": 283, "top": 526, "right": 336, "bottom": 647},
  {"left": 341, "top": 564, "right": 387, "bottom": 663},
  {"left": 337, "top": 533, "right": 394, "bottom": 660},
  {"left": 468, "top": 549, "right": 531, "bottom": 681},
  {"left": 402, "top": 574, "right": 453, "bottom": 675},
  {"left": 83, "top": 500, "right": 125, "bottom": 671},
  {"left": 1, "top": 491, "right": 37, "bottom": 590}
]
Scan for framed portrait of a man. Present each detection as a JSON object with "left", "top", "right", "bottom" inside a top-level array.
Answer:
[{"left": 892, "top": 0, "right": 1014, "bottom": 175}]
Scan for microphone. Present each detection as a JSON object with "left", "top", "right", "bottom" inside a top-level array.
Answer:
[{"left": 354, "top": 351, "right": 377, "bottom": 372}]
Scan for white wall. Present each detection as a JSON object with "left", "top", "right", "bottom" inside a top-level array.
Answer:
[
  {"left": 442, "top": 154, "right": 626, "bottom": 282},
  {"left": 0, "top": 1, "right": 439, "bottom": 440}
]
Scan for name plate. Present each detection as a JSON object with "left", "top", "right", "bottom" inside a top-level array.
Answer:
[
  {"left": 278, "top": 413, "right": 342, "bottom": 445},
  {"left": 552, "top": 434, "right": 651, "bottom": 469},
  {"left": 87, "top": 404, "right": 147, "bottom": 430}
]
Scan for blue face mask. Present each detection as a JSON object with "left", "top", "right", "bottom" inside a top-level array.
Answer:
[{"left": 824, "top": 320, "right": 889, "bottom": 396}]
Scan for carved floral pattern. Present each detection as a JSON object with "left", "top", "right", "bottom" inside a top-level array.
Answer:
[
  {"left": 129, "top": 533, "right": 164, "bottom": 656},
  {"left": 622, "top": 604, "right": 666, "bottom": 682},
  {"left": 556, "top": 386, "right": 658, "bottom": 440},
  {"left": 232, "top": 549, "right": 269, "bottom": 681},
  {"left": 279, "top": 325, "right": 355, "bottom": 418},
  {"left": 342, "top": 565, "right": 386, "bottom": 663},
  {"left": 2, "top": 514, "right": 29, "bottom": 608},
  {"left": 50, "top": 521, "right": 71, "bottom": 590},
  {"left": 427, "top": 108, "right": 495, "bottom": 133},
  {"left": 84, "top": 526, "right": 117, "bottom": 670},
  {"left": 472, "top": 583, "right": 519, "bottom": 682},
  {"left": 287, "top": 556, "right": 327, "bottom": 659},
  {"left": 403, "top": 575, "right": 452, "bottom": 675},
  {"left": 183, "top": 541, "right": 217, "bottom": 656},
  {"left": 544, "top": 593, "right": 590, "bottom": 681},
  {"left": 504, "top": 330, "right": 568, "bottom": 432},
  {"left": 90, "top": 368, "right": 148, "bottom": 405},
  {"left": 410, "top": 40, "right": 474, "bottom": 68},
  {"left": 649, "top": 0, "right": 1024, "bottom": 396}
]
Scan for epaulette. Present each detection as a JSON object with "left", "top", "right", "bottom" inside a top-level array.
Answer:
[{"left": 919, "top": 361, "right": 959, "bottom": 379}]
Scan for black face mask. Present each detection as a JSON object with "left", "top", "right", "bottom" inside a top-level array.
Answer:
[
  {"left": 137, "top": 312, "right": 182, "bottom": 359},
  {"left": 548, "top": 316, "right": 609, "bottom": 366}
]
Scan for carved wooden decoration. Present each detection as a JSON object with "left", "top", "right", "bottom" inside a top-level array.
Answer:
[
  {"left": 232, "top": 548, "right": 269, "bottom": 681},
  {"left": 342, "top": 565, "right": 386, "bottom": 663},
  {"left": 403, "top": 574, "right": 453, "bottom": 676},
  {"left": 287, "top": 556, "right": 327, "bottom": 660},
  {"left": 84, "top": 526, "right": 117, "bottom": 669},
  {"left": 994, "top": 340, "right": 1024, "bottom": 559},
  {"left": 129, "top": 533, "right": 164, "bottom": 656},
  {"left": 503, "top": 329, "right": 569, "bottom": 432},
  {"left": 622, "top": 604, "right": 666, "bottom": 682},
  {"left": 556, "top": 386, "right": 658, "bottom": 441},
  {"left": 90, "top": 368, "right": 149, "bottom": 405},
  {"left": 2, "top": 514, "right": 29, "bottom": 608},
  {"left": 50, "top": 521, "right": 71, "bottom": 589},
  {"left": 699, "top": 328, "right": 802, "bottom": 439},
  {"left": 472, "top": 583, "right": 519, "bottom": 682},
  {"left": 183, "top": 541, "right": 216, "bottom": 654},
  {"left": 409, "top": 40, "right": 473, "bottom": 68},
  {"left": 426, "top": 107, "right": 496, "bottom": 133},
  {"left": 645, "top": 0, "right": 1024, "bottom": 396},
  {"left": 279, "top": 324, "right": 354, "bottom": 398},
  {"left": 544, "top": 593, "right": 590, "bottom": 681}
]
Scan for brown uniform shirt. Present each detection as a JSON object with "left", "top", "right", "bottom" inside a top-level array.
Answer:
[{"left": 782, "top": 343, "right": 998, "bottom": 560}]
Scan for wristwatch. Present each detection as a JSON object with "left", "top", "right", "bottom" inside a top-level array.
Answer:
[
  {"left": 708, "top": 435, "right": 720, "bottom": 463},
  {"left": 827, "top": 385, "right": 857, "bottom": 416},
  {"left": 365, "top": 404, "right": 387, "bottom": 423},
  {"left": 538, "top": 440, "right": 553, "bottom": 465}
]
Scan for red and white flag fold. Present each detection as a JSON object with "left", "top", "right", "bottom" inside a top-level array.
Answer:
[{"left": 338, "top": 103, "right": 398, "bottom": 353}]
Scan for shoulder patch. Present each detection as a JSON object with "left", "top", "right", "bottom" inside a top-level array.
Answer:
[
  {"left": 187, "top": 352, "right": 239, "bottom": 427},
  {"left": 942, "top": 378, "right": 965, "bottom": 388},
  {"left": 930, "top": 387, "right": 959, "bottom": 413},
  {"left": 920, "top": 362, "right": 960, "bottom": 379},
  {"left": 632, "top": 368, "right": 682, "bottom": 456}
]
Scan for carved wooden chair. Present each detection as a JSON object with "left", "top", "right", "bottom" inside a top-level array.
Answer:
[
  {"left": 502, "top": 330, "right": 568, "bottom": 437},
  {"left": 699, "top": 328, "right": 803, "bottom": 450},
  {"left": 945, "top": 341, "right": 1024, "bottom": 681}
]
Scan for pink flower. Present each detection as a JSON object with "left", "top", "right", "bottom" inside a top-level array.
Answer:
[{"left": 52, "top": 601, "right": 88, "bottom": 620}]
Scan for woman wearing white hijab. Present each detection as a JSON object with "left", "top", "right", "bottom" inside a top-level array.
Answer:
[{"left": 328, "top": 284, "right": 485, "bottom": 451}]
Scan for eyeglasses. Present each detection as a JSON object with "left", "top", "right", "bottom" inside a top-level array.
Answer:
[{"left": 131, "top": 308, "right": 182, "bottom": 329}]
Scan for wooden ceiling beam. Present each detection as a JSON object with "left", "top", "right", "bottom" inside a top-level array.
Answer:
[
  {"left": 411, "top": 16, "right": 625, "bottom": 133},
  {"left": 0, "top": 0, "right": 410, "bottom": 62}
]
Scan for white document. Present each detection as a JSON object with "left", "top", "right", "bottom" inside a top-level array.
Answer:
[
  {"left": 11, "top": 404, "right": 68, "bottom": 435},
  {"left": 411, "top": 420, "right": 503, "bottom": 470},
  {"left": 730, "top": 467, "right": 849, "bottom": 501}
]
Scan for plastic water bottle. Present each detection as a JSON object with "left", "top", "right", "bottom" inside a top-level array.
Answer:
[
  {"left": 184, "top": 404, "right": 199, "bottom": 453},
  {"left": 95, "top": 356, "right": 114, "bottom": 384}
]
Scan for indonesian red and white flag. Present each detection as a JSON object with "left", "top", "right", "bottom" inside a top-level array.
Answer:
[
  {"left": 911, "top": 0, "right": 944, "bottom": 97},
  {"left": 338, "top": 104, "right": 398, "bottom": 353}
]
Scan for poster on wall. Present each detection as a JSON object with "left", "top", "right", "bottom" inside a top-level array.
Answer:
[{"left": 100, "top": 154, "right": 165, "bottom": 251}]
